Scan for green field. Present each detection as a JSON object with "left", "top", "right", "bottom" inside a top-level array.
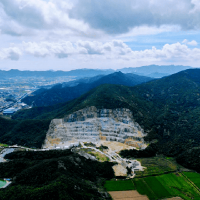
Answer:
[
  {"left": 104, "top": 179, "right": 135, "bottom": 191},
  {"left": 135, "top": 157, "right": 179, "bottom": 177},
  {"left": 183, "top": 172, "right": 200, "bottom": 189},
  {"left": 105, "top": 173, "right": 200, "bottom": 200}
]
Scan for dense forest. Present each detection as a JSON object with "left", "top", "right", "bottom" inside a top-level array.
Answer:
[
  {"left": 0, "top": 150, "right": 114, "bottom": 200},
  {"left": 22, "top": 72, "right": 153, "bottom": 107},
  {"left": 0, "top": 118, "right": 50, "bottom": 148}
]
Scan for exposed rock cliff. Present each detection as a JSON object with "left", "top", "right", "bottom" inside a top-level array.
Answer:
[{"left": 43, "top": 106, "right": 147, "bottom": 149}]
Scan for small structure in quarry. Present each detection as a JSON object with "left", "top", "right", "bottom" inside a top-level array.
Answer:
[{"left": 43, "top": 106, "right": 147, "bottom": 149}]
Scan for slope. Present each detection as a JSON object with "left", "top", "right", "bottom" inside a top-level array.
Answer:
[
  {"left": 22, "top": 72, "right": 153, "bottom": 107},
  {"left": 12, "top": 69, "right": 200, "bottom": 153}
]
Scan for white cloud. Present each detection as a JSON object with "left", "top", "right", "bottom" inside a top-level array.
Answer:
[
  {"left": 2, "top": 40, "right": 195, "bottom": 64},
  {"left": 22, "top": 40, "right": 133, "bottom": 59},
  {"left": 0, "top": 0, "right": 200, "bottom": 38},
  {"left": 188, "top": 40, "right": 198, "bottom": 46},
  {"left": 182, "top": 39, "right": 198, "bottom": 46},
  {"left": 0, "top": 38, "right": 200, "bottom": 66},
  {"left": 0, "top": 47, "right": 22, "bottom": 60},
  {"left": 24, "top": 41, "right": 77, "bottom": 58},
  {"left": 0, "top": 0, "right": 99, "bottom": 38},
  {"left": 70, "top": 0, "right": 200, "bottom": 34}
]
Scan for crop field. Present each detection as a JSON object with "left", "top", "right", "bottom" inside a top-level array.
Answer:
[
  {"left": 105, "top": 173, "right": 200, "bottom": 200},
  {"left": 183, "top": 172, "right": 200, "bottom": 189},
  {"left": 135, "top": 157, "right": 179, "bottom": 177},
  {"left": 104, "top": 179, "right": 135, "bottom": 191}
]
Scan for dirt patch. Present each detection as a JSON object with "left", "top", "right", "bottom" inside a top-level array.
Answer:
[
  {"left": 109, "top": 190, "right": 148, "bottom": 200},
  {"left": 99, "top": 141, "right": 134, "bottom": 153},
  {"left": 112, "top": 164, "right": 127, "bottom": 176},
  {"left": 46, "top": 137, "right": 61, "bottom": 146},
  {"left": 124, "top": 139, "right": 141, "bottom": 149}
]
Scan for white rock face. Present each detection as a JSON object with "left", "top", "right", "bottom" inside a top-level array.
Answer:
[{"left": 43, "top": 106, "right": 147, "bottom": 149}]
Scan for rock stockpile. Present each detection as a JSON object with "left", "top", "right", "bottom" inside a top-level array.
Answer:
[{"left": 43, "top": 106, "right": 147, "bottom": 149}]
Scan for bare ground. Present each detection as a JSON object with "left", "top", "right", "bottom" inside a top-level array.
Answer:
[
  {"left": 108, "top": 191, "right": 149, "bottom": 200},
  {"left": 99, "top": 141, "right": 135, "bottom": 153}
]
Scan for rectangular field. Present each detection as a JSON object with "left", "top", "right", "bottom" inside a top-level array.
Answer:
[
  {"left": 109, "top": 191, "right": 148, "bottom": 200},
  {"left": 155, "top": 173, "right": 199, "bottom": 200},
  {"left": 105, "top": 173, "right": 200, "bottom": 200},
  {"left": 135, "top": 157, "right": 178, "bottom": 177},
  {"left": 104, "top": 179, "right": 135, "bottom": 191}
]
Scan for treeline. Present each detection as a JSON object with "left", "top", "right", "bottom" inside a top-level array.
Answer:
[
  {"left": 176, "top": 148, "right": 200, "bottom": 173},
  {"left": 120, "top": 143, "right": 158, "bottom": 158},
  {"left": 0, "top": 117, "right": 50, "bottom": 148},
  {"left": 0, "top": 150, "right": 115, "bottom": 200},
  {"left": 120, "top": 142, "right": 200, "bottom": 173}
]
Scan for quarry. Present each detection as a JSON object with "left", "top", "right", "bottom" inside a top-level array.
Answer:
[
  {"left": 42, "top": 106, "right": 147, "bottom": 177},
  {"left": 43, "top": 106, "right": 147, "bottom": 149}
]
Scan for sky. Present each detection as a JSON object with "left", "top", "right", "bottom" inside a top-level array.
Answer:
[{"left": 0, "top": 0, "right": 200, "bottom": 71}]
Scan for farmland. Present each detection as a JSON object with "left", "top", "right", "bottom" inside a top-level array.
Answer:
[
  {"left": 104, "top": 179, "right": 135, "bottom": 191},
  {"left": 135, "top": 156, "right": 181, "bottom": 177},
  {"left": 182, "top": 172, "right": 200, "bottom": 189},
  {"left": 104, "top": 173, "right": 200, "bottom": 200}
]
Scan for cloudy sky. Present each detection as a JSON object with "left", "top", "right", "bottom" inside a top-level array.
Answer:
[{"left": 0, "top": 0, "right": 200, "bottom": 71}]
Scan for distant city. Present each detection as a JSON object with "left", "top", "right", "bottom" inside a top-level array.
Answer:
[{"left": 0, "top": 76, "right": 76, "bottom": 116}]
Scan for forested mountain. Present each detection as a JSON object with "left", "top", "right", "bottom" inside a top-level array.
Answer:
[
  {"left": 0, "top": 117, "right": 50, "bottom": 148},
  {"left": 1, "top": 68, "right": 200, "bottom": 171},
  {"left": 22, "top": 72, "right": 154, "bottom": 107},
  {"left": 0, "top": 150, "right": 114, "bottom": 199}
]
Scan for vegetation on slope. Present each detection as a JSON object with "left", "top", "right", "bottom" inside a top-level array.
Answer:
[
  {"left": 0, "top": 117, "right": 50, "bottom": 148},
  {"left": 1, "top": 68, "right": 200, "bottom": 171},
  {"left": 22, "top": 72, "right": 153, "bottom": 107},
  {"left": 0, "top": 150, "right": 115, "bottom": 200}
]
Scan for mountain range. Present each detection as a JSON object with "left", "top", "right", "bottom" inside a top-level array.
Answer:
[
  {"left": 22, "top": 72, "right": 154, "bottom": 107},
  {"left": 120, "top": 64, "right": 191, "bottom": 78},
  {"left": 0, "top": 65, "right": 191, "bottom": 79}
]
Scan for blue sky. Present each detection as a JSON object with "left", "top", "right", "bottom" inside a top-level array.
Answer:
[{"left": 0, "top": 0, "right": 200, "bottom": 71}]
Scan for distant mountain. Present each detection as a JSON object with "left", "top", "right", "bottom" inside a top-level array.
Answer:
[
  {"left": 0, "top": 65, "right": 191, "bottom": 79},
  {"left": 62, "top": 74, "right": 105, "bottom": 87},
  {"left": 120, "top": 65, "right": 191, "bottom": 78},
  {"left": 22, "top": 72, "right": 154, "bottom": 107},
  {"left": 0, "top": 69, "right": 114, "bottom": 79}
]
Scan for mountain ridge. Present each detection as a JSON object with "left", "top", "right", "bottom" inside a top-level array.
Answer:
[{"left": 22, "top": 72, "right": 154, "bottom": 107}]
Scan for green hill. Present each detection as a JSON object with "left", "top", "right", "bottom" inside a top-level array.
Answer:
[
  {"left": 0, "top": 150, "right": 114, "bottom": 200},
  {"left": 2, "top": 68, "right": 200, "bottom": 170},
  {"left": 22, "top": 72, "right": 153, "bottom": 107}
]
